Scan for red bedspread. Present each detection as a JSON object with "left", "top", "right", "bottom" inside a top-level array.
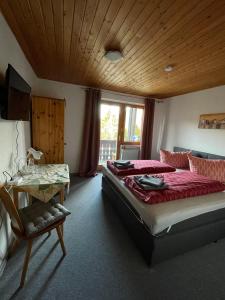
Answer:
[
  {"left": 107, "top": 160, "right": 176, "bottom": 176},
  {"left": 124, "top": 171, "right": 225, "bottom": 204}
]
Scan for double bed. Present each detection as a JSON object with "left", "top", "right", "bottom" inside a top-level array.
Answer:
[{"left": 101, "top": 147, "right": 225, "bottom": 265}]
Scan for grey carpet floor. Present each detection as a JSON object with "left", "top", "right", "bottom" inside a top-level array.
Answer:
[{"left": 1, "top": 174, "right": 225, "bottom": 300}]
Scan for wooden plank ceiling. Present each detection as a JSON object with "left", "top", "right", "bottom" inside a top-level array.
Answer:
[{"left": 1, "top": 0, "right": 225, "bottom": 98}]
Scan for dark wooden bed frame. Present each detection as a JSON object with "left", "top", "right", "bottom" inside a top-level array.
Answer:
[{"left": 101, "top": 147, "right": 225, "bottom": 266}]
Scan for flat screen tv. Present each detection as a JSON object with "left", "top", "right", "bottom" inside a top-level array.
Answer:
[{"left": 0, "top": 64, "right": 31, "bottom": 121}]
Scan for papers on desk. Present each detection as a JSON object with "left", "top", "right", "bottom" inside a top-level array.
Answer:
[
  {"left": 7, "top": 177, "right": 23, "bottom": 185},
  {"left": 9, "top": 164, "right": 70, "bottom": 202},
  {"left": 13, "top": 164, "right": 70, "bottom": 186}
]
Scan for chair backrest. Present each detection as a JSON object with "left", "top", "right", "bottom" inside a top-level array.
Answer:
[{"left": 0, "top": 185, "right": 24, "bottom": 234}]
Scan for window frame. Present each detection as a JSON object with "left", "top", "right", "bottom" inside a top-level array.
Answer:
[{"left": 100, "top": 100, "right": 144, "bottom": 160}]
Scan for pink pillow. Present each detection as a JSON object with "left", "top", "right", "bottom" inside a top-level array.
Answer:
[
  {"left": 160, "top": 149, "right": 191, "bottom": 169},
  {"left": 188, "top": 154, "right": 225, "bottom": 183}
]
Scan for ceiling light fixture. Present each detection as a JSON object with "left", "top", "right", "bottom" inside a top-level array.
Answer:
[
  {"left": 104, "top": 50, "right": 123, "bottom": 62},
  {"left": 164, "top": 65, "right": 174, "bottom": 72}
]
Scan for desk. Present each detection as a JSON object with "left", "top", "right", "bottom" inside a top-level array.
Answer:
[{"left": 10, "top": 164, "right": 70, "bottom": 208}]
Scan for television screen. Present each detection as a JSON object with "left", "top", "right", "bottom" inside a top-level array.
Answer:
[
  {"left": 7, "top": 87, "right": 30, "bottom": 120},
  {"left": 0, "top": 64, "right": 31, "bottom": 121}
]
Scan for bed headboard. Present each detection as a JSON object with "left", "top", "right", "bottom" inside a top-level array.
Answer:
[{"left": 174, "top": 146, "right": 225, "bottom": 160}]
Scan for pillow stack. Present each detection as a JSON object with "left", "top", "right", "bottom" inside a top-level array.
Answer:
[
  {"left": 160, "top": 149, "right": 225, "bottom": 183},
  {"left": 187, "top": 154, "right": 225, "bottom": 183},
  {"left": 160, "top": 149, "right": 191, "bottom": 169}
]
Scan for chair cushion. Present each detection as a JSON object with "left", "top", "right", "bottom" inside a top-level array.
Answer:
[{"left": 19, "top": 201, "right": 71, "bottom": 237}]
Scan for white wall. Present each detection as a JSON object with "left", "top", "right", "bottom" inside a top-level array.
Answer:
[
  {"left": 0, "top": 13, "right": 37, "bottom": 181},
  {"left": 162, "top": 86, "right": 225, "bottom": 156},
  {"left": 0, "top": 12, "right": 37, "bottom": 274}
]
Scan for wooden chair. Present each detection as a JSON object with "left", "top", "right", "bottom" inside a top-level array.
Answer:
[{"left": 0, "top": 184, "right": 71, "bottom": 287}]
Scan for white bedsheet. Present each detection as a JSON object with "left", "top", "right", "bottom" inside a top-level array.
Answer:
[{"left": 102, "top": 166, "right": 225, "bottom": 235}]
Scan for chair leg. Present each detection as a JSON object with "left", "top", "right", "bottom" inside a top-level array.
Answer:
[
  {"left": 56, "top": 226, "right": 66, "bottom": 256},
  {"left": 20, "top": 240, "right": 33, "bottom": 288}
]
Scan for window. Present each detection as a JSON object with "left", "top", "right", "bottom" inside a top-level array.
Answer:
[
  {"left": 99, "top": 101, "right": 144, "bottom": 164},
  {"left": 99, "top": 104, "right": 120, "bottom": 164},
  {"left": 124, "top": 106, "right": 143, "bottom": 142}
]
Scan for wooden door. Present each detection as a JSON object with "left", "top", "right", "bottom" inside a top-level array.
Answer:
[{"left": 32, "top": 96, "right": 65, "bottom": 164}]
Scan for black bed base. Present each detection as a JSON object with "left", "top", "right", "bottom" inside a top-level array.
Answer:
[{"left": 102, "top": 175, "right": 225, "bottom": 266}]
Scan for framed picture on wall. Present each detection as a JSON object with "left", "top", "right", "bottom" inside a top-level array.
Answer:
[{"left": 198, "top": 113, "right": 225, "bottom": 129}]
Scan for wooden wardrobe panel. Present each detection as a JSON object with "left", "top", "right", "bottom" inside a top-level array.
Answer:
[{"left": 32, "top": 96, "right": 65, "bottom": 164}]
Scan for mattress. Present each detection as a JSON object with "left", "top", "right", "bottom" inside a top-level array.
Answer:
[{"left": 102, "top": 166, "right": 225, "bottom": 235}]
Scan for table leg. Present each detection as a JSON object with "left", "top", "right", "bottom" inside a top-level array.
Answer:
[
  {"left": 59, "top": 188, "right": 64, "bottom": 234},
  {"left": 59, "top": 188, "right": 64, "bottom": 205},
  {"left": 10, "top": 190, "right": 20, "bottom": 256}
]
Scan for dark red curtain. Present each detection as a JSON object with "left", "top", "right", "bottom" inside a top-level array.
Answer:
[
  {"left": 79, "top": 88, "right": 101, "bottom": 177},
  {"left": 140, "top": 98, "right": 155, "bottom": 159}
]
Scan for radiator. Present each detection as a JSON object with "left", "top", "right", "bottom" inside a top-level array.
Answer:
[{"left": 120, "top": 145, "right": 140, "bottom": 160}]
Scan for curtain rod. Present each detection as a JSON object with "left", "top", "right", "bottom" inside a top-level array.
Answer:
[{"left": 80, "top": 87, "right": 163, "bottom": 103}]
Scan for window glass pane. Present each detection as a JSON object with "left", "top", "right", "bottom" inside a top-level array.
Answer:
[
  {"left": 99, "top": 104, "right": 120, "bottom": 164},
  {"left": 124, "top": 107, "right": 143, "bottom": 142}
]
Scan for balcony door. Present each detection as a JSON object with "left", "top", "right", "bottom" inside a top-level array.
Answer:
[
  {"left": 99, "top": 103, "right": 120, "bottom": 164},
  {"left": 99, "top": 101, "right": 144, "bottom": 164}
]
